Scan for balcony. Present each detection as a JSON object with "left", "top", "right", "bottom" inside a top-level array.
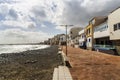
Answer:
[{"left": 94, "top": 44, "right": 115, "bottom": 50}]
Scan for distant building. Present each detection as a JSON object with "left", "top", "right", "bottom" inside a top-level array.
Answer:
[
  {"left": 49, "top": 38, "right": 54, "bottom": 45},
  {"left": 44, "top": 40, "right": 49, "bottom": 45},
  {"left": 69, "top": 27, "right": 83, "bottom": 39},
  {"left": 68, "top": 27, "right": 83, "bottom": 46},
  {"left": 59, "top": 34, "right": 66, "bottom": 45},
  {"left": 72, "top": 35, "right": 80, "bottom": 48},
  {"left": 79, "top": 29, "right": 86, "bottom": 49},
  {"left": 108, "top": 7, "right": 120, "bottom": 55},
  {"left": 53, "top": 35, "right": 59, "bottom": 45},
  {"left": 68, "top": 34, "right": 74, "bottom": 46},
  {"left": 45, "top": 34, "right": 66, "bottom": 45},
  {"left": 47, "top": 38, "right": 51, "bottom": 45}
]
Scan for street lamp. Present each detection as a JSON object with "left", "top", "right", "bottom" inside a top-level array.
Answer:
[{"left": 59, "top": 25, "right": 73, "bottom": 56}]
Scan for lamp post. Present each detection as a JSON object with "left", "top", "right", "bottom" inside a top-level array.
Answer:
[{"left": 59, "top": 25, "right": 73, "bottom": 56}]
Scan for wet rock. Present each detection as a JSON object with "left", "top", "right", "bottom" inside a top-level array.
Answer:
[{"left": 24, "top": 60, "right": 38, "bottom": 64}]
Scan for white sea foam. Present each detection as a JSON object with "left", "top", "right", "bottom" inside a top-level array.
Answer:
[{"left": 0, "top": 45, "right": 50, "bottom": 54}]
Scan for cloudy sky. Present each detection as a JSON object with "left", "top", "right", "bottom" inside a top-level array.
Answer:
[{"left": 0, "top": 0, "right": 120, "bottom": 44}]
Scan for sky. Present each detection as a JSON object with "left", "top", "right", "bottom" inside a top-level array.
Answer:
[{"left": 0, "top": 0, "right": 120, "bottom": 44}]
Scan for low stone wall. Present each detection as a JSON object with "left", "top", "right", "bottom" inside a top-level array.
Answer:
[{"left": 74, "top": 45, "right": 79, "bottom": 48}]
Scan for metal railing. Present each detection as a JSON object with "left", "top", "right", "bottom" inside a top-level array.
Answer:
[{"left": 94, "top": 44, "right": 115, "bottom": 50}]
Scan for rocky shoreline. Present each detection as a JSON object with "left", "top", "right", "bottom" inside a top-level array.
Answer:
[{"left": 0, "top": 45, "right": 62, "bottom": 80}]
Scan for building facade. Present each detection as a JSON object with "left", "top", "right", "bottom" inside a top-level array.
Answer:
[
  {"left": 86, "top": 16, "right": 108, "bottom": 50},
  {"left": 78, "top": 29, "right": 86, "bottom": 49},
  {"left": 73, "top": 35, "right": 80, "bottom": 48},
  {"left": 59, "top": 34, "right": 66, "bottom": 45},
  {"left": 85, "top": 23, "right": 93, "bottom": 50},
  {"left": 93, "top": 20, "right": 113, "bottom": 47},
  {"left": 93, "top": 18, "right": 117, "bottom": 54},
  {"left": 68, "top": 27, "right": 82, "bottom": 46},
  {"left": 108, "top": 7, "right": 120, "bottom": 55}
]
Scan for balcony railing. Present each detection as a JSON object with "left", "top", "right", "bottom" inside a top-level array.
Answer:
[{"left": 94, "top": 44, "right": 115, "bottom": 50}]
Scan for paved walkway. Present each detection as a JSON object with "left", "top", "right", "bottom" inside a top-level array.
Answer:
[
  {"left": 61, "top": 46, "right": 120, "bottom": 80},
  {"left": 53, "top": 66, "right": 73, "bottom": 80}
]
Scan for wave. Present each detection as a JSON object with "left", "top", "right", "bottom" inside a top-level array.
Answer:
[{"left": 0, "top": 45, "right": 50, "bottom": 54}]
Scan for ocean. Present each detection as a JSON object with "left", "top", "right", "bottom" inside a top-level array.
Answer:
[{"left": 0, "top": 44, "right": 50, "bottom": 54}]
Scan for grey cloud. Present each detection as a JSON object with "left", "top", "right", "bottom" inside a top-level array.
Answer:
[
  {"left": 4, "top": 29, "right": 26, "bottom": 38},
  {"left": 28, "top": 23, "right": 36, "bottom": 29},
  {"left": 0, "top": 29, "right": 51, "bottom": 44},
  {"left": 31, "top": 6, "right": 46, "bottom": 18},
  {"left": 0, "top": 4, "right": 9, "bottom": 20},
  {"left": 8, "top": 8, "right": 18, "bottom": 20},
  {"left": 6, "top": 32, "right": 26, "bottom": 38},
  {"left": 0, "top": 4, "right": 18, "bottom": 20},
  {"left": 59, "top": 0, "right": 120, "bottom": 27},
  {"left": 0, "top": 0, "right": 17, "bottom": 4},
  {"left": 0, "top": 0, "right": 10, "bottom": 3},
  {"left": 63, "top": 0, "right": 89, "bottom": 26},
  {"left": 30, "top": 6, "right": 48, "bottom": 28}
]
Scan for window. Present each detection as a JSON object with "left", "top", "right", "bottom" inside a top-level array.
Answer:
[
  {"left": 106, "top": 26, "right": 108, "bottom": 28},
  {"left": 94, "top": 24, "right": 108, "bottom": 32},
  {"left": 87, "top": 28, "right": 90, "bottom": 35},
  {"left": 100, "top": 41, "right": 104, "bottom": 45},
  {"left": 114, "top": 24, "right": 117, "bottom": 31},
  {"left": 87, "top": 30, "right": 88, "bottom": 35},
  {"left": 118, "top": 23, "right": 120, "bottom": 29},
  {"left": 89, "top": 39, "right": 91, "bottom": 42},
  {"left": 113, "top": 23, "right": 120, "bottom": 31},
  {"left": 61, "top": 38, "right": 63, "bottom": 41},
  {"left": 87, "top": 28, "right": 90, "bottom": 34}
]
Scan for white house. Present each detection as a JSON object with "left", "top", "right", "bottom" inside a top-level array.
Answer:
[
  {"left": 108, "top": 7, "right": 120, "bottom": 55},
  {"left": 108, "top": 7, "right": 120, "bottom": 40},
  {"left": 68, "top": 27, "right": 82, "bottom": 46},
  {"left": 59, "top": 34, "right": 66, "bottom": 45},
  {"left": 86, "top": 16, "right": 107, "bottom": 50},
  {"left": 86, "top": 37, "right": 92, "bottom": 49},
  {"left": 78, "top": 29, "right": 86, "bottom": 48}
]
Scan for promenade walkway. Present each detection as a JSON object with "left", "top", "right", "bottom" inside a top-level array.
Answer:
[
  {"left": 62, "top": 46, "right": 120, "bottom": 80},
  {"left": 53, "top": 66, "right": 73, "bottom": 80}
]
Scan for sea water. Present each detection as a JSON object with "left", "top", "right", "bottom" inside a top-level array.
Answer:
[{"left": 0, "top": 45, "right": 50, "bottom": 54}]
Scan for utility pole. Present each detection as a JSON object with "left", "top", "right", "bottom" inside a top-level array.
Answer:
[{"left": 59, "top": 25, "right": 73, "bottom": 56}]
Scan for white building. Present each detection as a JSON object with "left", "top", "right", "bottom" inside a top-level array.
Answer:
[
  {"left": 108, "top": 7, "right": 120, "bottom": 55},
  {"left": 59, "top": 34, "right": 66, "bottom": 45},
  {"left": 86, "top": 37, "right": 92, "bottom": 49},
  {"left": 68, "top": 27, "right": 82, "bottom": 46},
  {"left": 94, "top": 22, "right": 109, "bottom": 39},
  {"left": 108, "top": 7, "right": 120, "bottom": 40},
  {"left": 86, "top": 16, "right": 107, "bottom": 50},
  {"left": 93, "top": 19, "right": 114, "bottom": 50},
  {"left": 67, "top": 34, "right": 74, "bottom": 46},
  {"left": 78, "top": 29, "right": 86, "bottom": 48}
]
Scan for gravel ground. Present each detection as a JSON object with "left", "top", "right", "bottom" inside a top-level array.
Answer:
[
  {"left": 62, "top": 46, "right": 120, "bottom": 80},
  {"left": 0, "top": 45, "right": 62, "bottom": 80}
]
